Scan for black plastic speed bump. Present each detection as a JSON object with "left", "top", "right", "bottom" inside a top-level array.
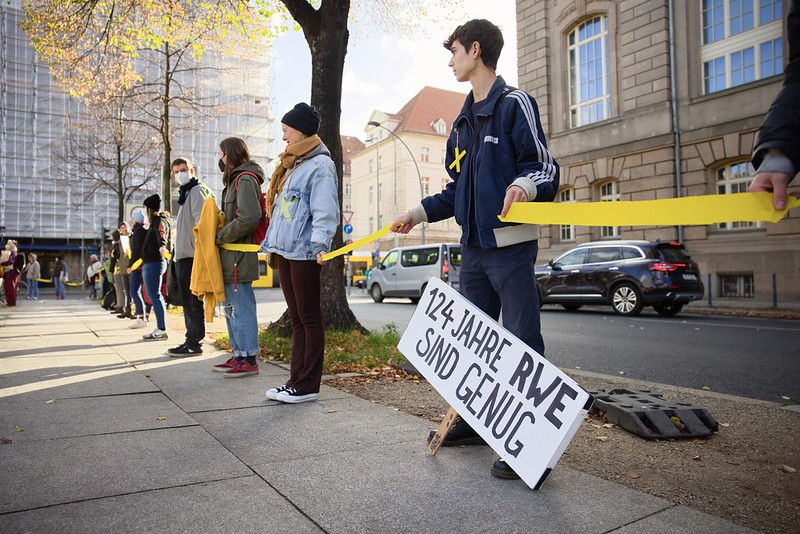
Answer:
[{"left": 587, "top": 388, "right": 719, "bottom": 439}]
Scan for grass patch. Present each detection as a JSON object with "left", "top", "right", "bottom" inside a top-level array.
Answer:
[{"left": 213, "top": 323, "right": 407, "bottom": 374}]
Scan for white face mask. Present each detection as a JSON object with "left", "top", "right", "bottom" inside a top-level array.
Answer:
[{"left": 175, "top": 171, "right": 191, "bottom": 186}]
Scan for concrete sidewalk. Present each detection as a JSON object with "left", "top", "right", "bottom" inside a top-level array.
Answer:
[{"left": 0, "top": 299, "right": 754, "bottom": 533}]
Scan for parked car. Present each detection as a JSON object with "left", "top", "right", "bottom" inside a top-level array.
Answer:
[
  {"left": 535, "top": 240, "right": 704, "bottom": 316},
  {"left": 368, "top": 243, "right": 461, "bottom": 303}
]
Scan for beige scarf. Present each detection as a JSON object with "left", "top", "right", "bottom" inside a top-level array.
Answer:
[{"left": 266, "top": 134, "right": 322, "bottom": 217}]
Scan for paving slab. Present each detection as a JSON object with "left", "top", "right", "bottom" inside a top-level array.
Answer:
[
  {"left": 144, "top": 360, "right": 349, "bottom": 413},
  {"left": 0, "top": 392, "right": 196, "bottom": 442},
  {"left": 0, "top": 426, "right": 252, "bottom": 513},
  {"left": 613, "top": 504, "right": 756, "bottom": 533},
  {"left": 253, "top": 439, "right": 674, "bottom": 533},
  {"left": 0, "top": 476, "right": 322, "bottom": 534},
  {"left": 0, "top": 355, "right": 157, "bottom": 401},
  {"left": 193, "top": 394, "right": 436, "bottom": 464}
]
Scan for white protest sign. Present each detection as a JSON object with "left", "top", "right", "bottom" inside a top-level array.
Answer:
[{"left": 397, "top": 277, "right": 593, "bottom": 490}]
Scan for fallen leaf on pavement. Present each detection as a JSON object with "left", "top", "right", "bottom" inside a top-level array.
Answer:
[
  {"left": 702, "top": 386, "right": 711, "bottom": 390},
  {"left": 780, "top": 396, "right": 791, "bottom": 401},
  {"left": 781, "top": 465, "right": 796, "bottom": 473},
  {"left": 603, "top": 423, "right": 615, "bottom": 428},
  {"left": 693, "top": 455, "right": 702, "bottom": 461},
  {"left": 596, "top": 436, "right": 608, "bottom": 442},
  {"left": 15, "top": 426, "right": 24, "bottom": 433},
  {"left": 156, "top": 416, "right": 167, "bottom": 421},
  {"left": 719, "top": 422, "right": 730, "bottom": 427},
  {"left": 326, "top": 409, "right": 337, "bottom": 414},
  {"left": 45, "top": 399, "right": 56, "bottom": 404},
  {"left": 0, "top": 437, "right": 12, "bottom": 444},
  {"left": 591, "top": 424, "right": 603, "bottom": 429}
]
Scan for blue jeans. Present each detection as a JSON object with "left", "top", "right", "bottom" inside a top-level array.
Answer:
[
  {"left": 223, "top": 282, "right": 260, "bottom": 357},
  {"left": 460, "top": 241, "right": 544, "bottom": 356},
  {"left": 27, "top": 279, "right": 39, "bottom": 299},
  {"left": 129, "top": 269, "right": 148, "bottom": 317},
  {"left": 53, "top": 277, "right": 65, "bottom": 299},
  {"left": 142, "top": 260, "right": 167, "bottom": 330}
]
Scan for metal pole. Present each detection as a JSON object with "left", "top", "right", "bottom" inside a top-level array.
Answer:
[
  {"left": 707, "top": 273, "right": 712, "bottom": 307},
  {"left": 368, "top": 121, "right": 425, "bottom": 243},
  {"left": 772, "top": 272, "right": 777, "bottom": 308}
]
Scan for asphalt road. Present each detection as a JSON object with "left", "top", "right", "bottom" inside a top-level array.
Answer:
[{"left": 255, "top": 288, "right": 800, "bottom": 404}]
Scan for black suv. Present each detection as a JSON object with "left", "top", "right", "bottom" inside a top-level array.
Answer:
[{"left": 535, "top": 240, "right": 704, "bottom": 316}]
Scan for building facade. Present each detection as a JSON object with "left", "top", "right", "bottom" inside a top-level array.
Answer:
[
  {"left": 0, "top": 0, "right": 273, "bottom": 279},
  {"left": 517, "top": 0, "right": 799, "bottom": 302},
  {"left": 349, "top": 86, "right": 466, "bottom": 257}
]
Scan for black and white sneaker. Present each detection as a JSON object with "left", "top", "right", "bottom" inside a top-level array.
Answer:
[
  {"left": 275, "top": 387, "right": 319, "bottom": 404},
  {"left": 265, "top": 384, "right": 290, "bottom": 400},
  {"left": 167, "top": 344, "right": 203, "bottom": 357}
]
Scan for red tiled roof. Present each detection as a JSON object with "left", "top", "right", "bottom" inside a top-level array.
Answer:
[
  {"left": 391, "top": 86, "right": 466, "bottom": 136},
  {"left": 341, "top": 135, "right": 365, "bottom": 174}
]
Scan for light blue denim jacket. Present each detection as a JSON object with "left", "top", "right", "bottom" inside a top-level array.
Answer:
[{"left": 264, "top": 142, "right": 339, "bottom": 261}]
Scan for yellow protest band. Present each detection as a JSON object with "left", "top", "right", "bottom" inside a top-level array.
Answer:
[
  {"left": 499, "top": 192, "right": 799, "bottom": 226},
  {"left": 130, "top": 259, "right": 142, "bottom": 270},
  {"left": 34, "top": 278, "right": 53, "bottom": 283},
  {"left": 163, "top": 250, "right": 172, "bottom": 261},
  {"left": 220, "top": 243, "right": 261, "bottom": 252},
  {"left": 322, "top": 225, "right": 393, "bottom": 261}
]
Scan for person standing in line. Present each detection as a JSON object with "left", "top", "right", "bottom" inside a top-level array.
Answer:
[
  {"left": 264, "top": 103, "right": 339, "bottom": 403},
  {"left": 25, "top": 253, "right": 41, "bottom": 300},
  {"left": 85, "top": 254, "right": 101, "bottom": 300},
  {"left": 52, "top": 256, "right": 67, "bottom": 300},
  {"left": 140, "top": 194, "right": 170, "bottom": 341},
  {"left": 1, "top": 240, "right": 22, "bottom": 306},
  {"left": 114, "top": 222, "right": 133, "bottom": 318},
  {"left": 167, "top": 157, "right": 215, "bottom": 357},
  {"left": 391, "top": 19, "right": 559, "bottom": 480},
  {"left": 211, "top": 137, "right": 264, "bottom": 377},
  {"left": 750, "top": 0, "right": 800, "bottom": 208},
  {"left": 128, "top": 208, "right": 151, "bottom": 329}
]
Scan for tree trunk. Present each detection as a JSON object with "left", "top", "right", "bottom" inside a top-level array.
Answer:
[
  {"left": 269, "top": 0, "right": 366, "bottom": 335},
  {"left": 161, "top": 42, "right": 172, "bottom": 214}
]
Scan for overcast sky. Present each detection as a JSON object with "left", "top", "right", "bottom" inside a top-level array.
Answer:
[{"left": 268, "top": 0, "right": 518, "bottom": 154}]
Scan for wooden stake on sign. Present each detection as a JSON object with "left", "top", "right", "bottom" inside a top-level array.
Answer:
[{"left": 427, "top": 406, "right": 459, "bottom": 455}]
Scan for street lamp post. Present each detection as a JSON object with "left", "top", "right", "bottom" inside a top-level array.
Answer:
[{"left": 367, "top": 121, "right": 426, "bottom": 244}]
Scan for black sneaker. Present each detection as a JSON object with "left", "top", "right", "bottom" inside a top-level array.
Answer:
[
  {"left": 167, "top": 344, "right": 203, "bottom": 357},
  {"left": 427, "top": 417, "right": 487, "bottom": 447}
]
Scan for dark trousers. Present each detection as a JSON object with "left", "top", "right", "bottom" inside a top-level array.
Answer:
[
  {"left": 277, "top": 255, "right": 324, "bottom": 393},
  {"left": 3, "top": 272, "right": 19, "bottom": 306},
  {"left": 460, "top": 241, "right": 544, "bottom": 356},
  {"left": 176, "top": 258, "right": 205, "bottom": 348}
]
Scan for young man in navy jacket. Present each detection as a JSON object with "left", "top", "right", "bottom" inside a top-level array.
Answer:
[{"left": 392, "top": 19, "right": 560, "bottom": 480}]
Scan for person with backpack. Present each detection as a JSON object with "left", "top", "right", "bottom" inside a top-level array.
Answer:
[
  {"left": 167, "top": 157, "right": 215, "bottom": 357},
  {"left": 210, "top": 137, "right": 266, "bottom": 377},
  {"left": 140, "top": 194, "right": 170, "bottom": 341},
  {"left": 128, "top": 208, "right": 151, "bottom": 329},
  {"left": 263, "top": 103, "right": 339, "bottom": 403}
]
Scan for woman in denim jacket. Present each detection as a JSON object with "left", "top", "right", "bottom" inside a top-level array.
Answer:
[{"left": 264, "top": 103, "right": 339, "bottom": 404}]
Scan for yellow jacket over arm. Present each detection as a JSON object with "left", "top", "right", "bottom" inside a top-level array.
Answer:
[{"left": 191, "top": 197, "right": 226, "bottom": 322}]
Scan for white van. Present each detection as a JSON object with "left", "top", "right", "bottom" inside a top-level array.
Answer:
[{"left": 367, "top": 243, "right": 461, "bottom": 303}]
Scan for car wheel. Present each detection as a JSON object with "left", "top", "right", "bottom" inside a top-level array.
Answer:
[
  {"left": 561, "top": 304, "right": 582, "bottom": 311},
  {"left": 370, "top": 284, "right": 384, "bottom": 303},
  {"left": 611, "top": 283, "right": 643, "bottom": 316},
  {"left": 653, "top": 303, "right": 684, "bottom": 316}
]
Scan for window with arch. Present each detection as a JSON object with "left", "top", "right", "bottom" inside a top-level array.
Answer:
[
  {"left": 599, "top": 180, "right": 620, "bottom": 238},
  {"left": 568, "top": 15, "right": 611, "bottom": 128},
  {"left": 701, "top": 0, "right": 783, "bottom": 94},
  {"left": 716, "top": 161, "right": 761, "bottom": 229},
  {"left": 558, "top": 187, "right": 576, "bottom": 241}
]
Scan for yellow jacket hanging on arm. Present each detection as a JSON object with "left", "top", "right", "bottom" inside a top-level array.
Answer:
[{"left": 191, "top": 197, "right": 226, "bottom": 322}]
